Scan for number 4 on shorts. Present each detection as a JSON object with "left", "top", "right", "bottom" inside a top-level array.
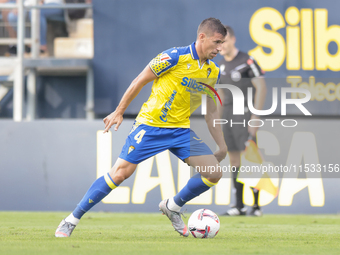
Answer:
[{"left": 134, "top": 129, "right": 146, "bottom": 144}]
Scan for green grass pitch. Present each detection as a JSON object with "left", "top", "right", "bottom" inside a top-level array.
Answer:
[{"left": 0, "top": 212, "right": 340, "bottom": 255}]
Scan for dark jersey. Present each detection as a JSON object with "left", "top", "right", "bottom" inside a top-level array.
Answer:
[{"left": 218, "top": 51, "right": 263, "bottom": 106}]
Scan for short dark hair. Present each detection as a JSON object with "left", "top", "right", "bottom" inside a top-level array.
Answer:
[
  {"left": 224, "top": 25, "right": 235, "bottom": 37},
  {"left": 197, "top": 18, "right": 227, "bottom": 38}
]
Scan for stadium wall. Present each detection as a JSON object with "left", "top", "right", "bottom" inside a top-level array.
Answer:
[
  {"left": 1, "top": 119, "right": 339, "bottom": 214},
  {"left": 2, "top": 0, "right": 339, "bottom": 119},
  {"left": 0, "top": 76, "right": 87, "bottom": 119}
]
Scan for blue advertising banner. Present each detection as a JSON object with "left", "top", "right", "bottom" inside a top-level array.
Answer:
[{"left": 93, "top": 0, "right": 340, "bottom": 116}]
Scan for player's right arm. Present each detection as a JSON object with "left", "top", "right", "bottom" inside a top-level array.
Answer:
[
  {"left": 103, "top": 66, "right": 157, "bottom": 133},
  {"left": 103, "top": 48, "right": 179, "bottom": 133}
]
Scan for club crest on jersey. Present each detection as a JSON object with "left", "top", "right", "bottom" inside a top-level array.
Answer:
[
  {"left": 231, "top": 70, "right": 241, "bottom": 82},
  {"left": 160, "top": 53, "right": 171, "bottom": 62},
  {"left": 128, "top": 146, "right": 135, "bottom": 154},
  {"left": 207, "top": 68, "right": 211, "bottom": 78}
]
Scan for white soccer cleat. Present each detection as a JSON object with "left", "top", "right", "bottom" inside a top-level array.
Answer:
[
  {"left": 159, "top": 199, "right": 189, "bottom": 237},
  {"left": 55, "top": 219, "right": 76, "bottom": 237}
]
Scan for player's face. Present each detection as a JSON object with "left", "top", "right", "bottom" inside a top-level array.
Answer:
[
  {"left": 202, "top": 32, "right": 225, "bottom": 60},
  {"left": 220, "top": 34, "right": 236, "bottom": 56}
]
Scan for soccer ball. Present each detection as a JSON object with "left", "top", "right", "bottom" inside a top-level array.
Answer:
[{"left": 188, "top": 208, "right": 220, "bottom": 238}]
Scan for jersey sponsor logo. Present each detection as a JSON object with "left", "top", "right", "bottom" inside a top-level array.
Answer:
[
  {"left": 160, "top": 90, "right": 177, "bottom": 122},
  {"left": 199, "top": 82, "right": 222, "bottom": 107},
  {"left": 181, "top": 77, "right": 222, "bottom": 107},
  {"left": 181, "top": 77, "right": 204, "bottom": 92},
  {"left": 160, "top": 53, "right": 171, "bottom": 62}
]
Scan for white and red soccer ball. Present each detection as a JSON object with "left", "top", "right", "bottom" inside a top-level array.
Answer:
[{"left": 188, "top": 209, "right": 220, "bottom": 238}]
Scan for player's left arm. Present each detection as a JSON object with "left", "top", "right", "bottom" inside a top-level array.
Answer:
[
  {"left": 205, "top": 96, "right": 228, "bottom": 163},
  {"left": 249, "top": 76, "right": 267, "bottom": 137}
]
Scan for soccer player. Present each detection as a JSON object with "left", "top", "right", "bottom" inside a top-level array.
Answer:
[
  {"left": 55, "top": 18, "right": 228, "bottom": 237},
  {"left": 218, "top": 26, "right": 266, "bottom": 216}
]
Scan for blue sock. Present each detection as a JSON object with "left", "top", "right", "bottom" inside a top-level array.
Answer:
[
  {"left": 173, "top": 173, "right": 217, "bottom": 207},
  {"left": 72, "top": 173, "right": 118, "bottom": 219}
]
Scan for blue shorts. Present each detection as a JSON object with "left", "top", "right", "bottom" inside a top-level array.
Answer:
[{"left": 119, "top": 122, "right": 213, "bottom": 164}]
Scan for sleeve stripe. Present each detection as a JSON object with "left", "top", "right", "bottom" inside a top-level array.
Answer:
[
  {"left": 250, "top": 62, "right": 260, "bottom": 77},
  {"left": 249, "top": 56, "right": 261, "bottom": 77}
]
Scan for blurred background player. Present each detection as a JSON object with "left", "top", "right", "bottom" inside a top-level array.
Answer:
[{"left": 218, "top": 25, "right": 266, "bottom": 216}]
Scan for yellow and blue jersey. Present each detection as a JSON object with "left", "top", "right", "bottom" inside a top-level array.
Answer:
[{"left": 136, "top": 42, "right": 221, "bottom": 128}]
